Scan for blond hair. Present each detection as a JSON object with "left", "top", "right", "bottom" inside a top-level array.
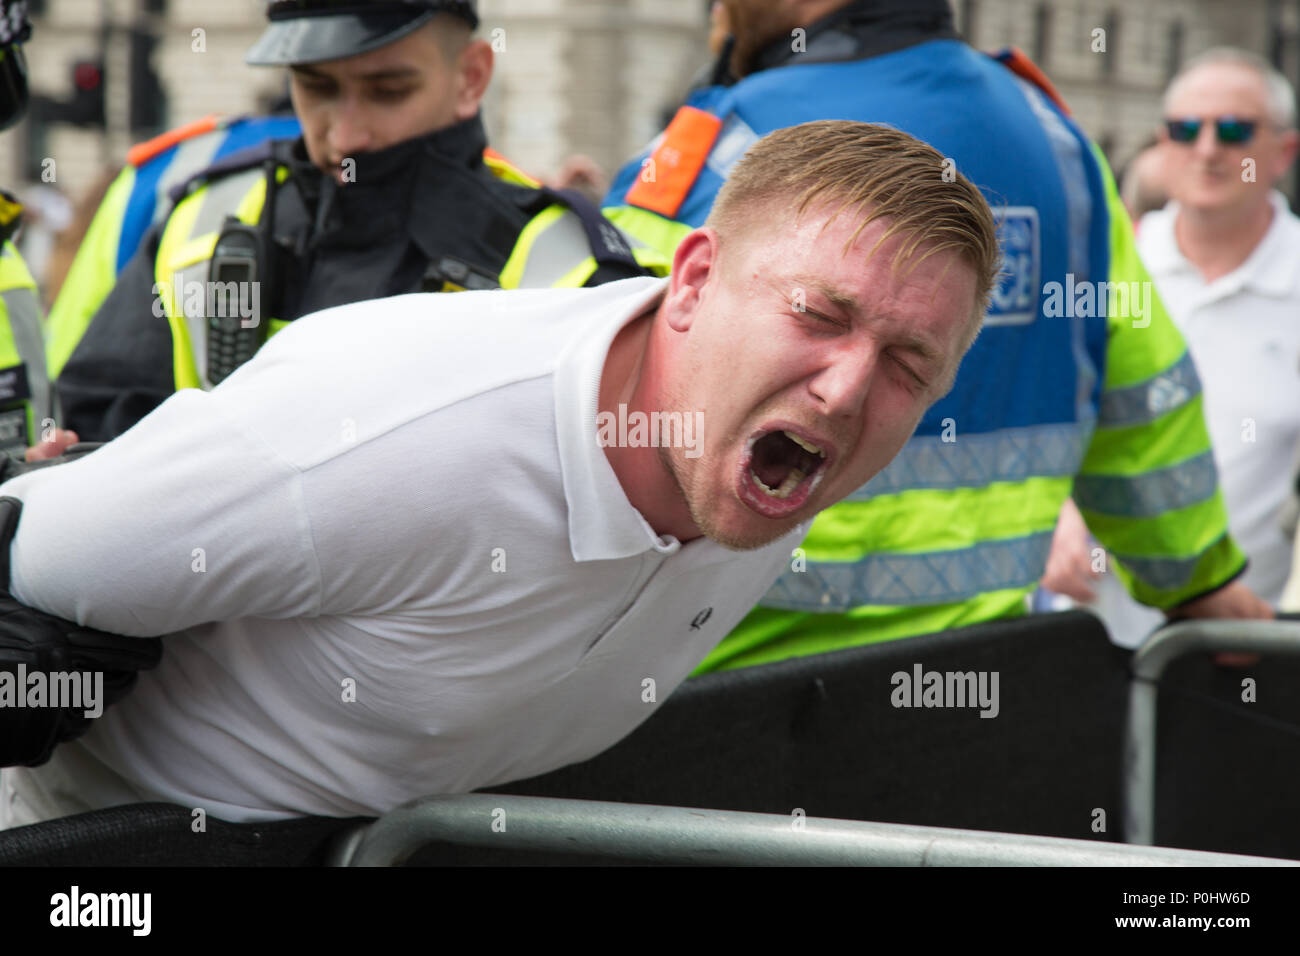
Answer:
[{"left": 707, "top": 120, "right": 1000, "bottom": 342}]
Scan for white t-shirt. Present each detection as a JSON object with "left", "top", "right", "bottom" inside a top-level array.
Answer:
[
  {"left": 0, "top": 277, "right": 801, "bottom": 825},
  {"left": 1089, "top": 192, "right": 1300, "bottom": 646}
]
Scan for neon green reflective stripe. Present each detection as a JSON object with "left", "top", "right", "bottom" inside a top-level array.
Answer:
[
  {"left": 630, "top": 244, "right": 672, "bottom": 277},
  {"left": 155, "top": 169, "right": 276, "bottom": 390},
  {"left": 1083, "top": 395, "right": 1212, "bottom": 476},
  {"left": 552, "top": 257, "right": 598, "bottom": 289},
  {"left": 499, "top": 205, "right": 563, "bottom": 289},
  {"left": 802, "top": 476, "right": 1072, "bottom": 559},
  {"left": 696, "top": 593, "right": 1030, "bottom": 674},
  {"left": 46, "top": 167, "right": 135, "bottom": 381},
  {"left": 267, "top": 318, "right": 290, "bottom": 339},
  {"left": 0, "top": 239, "right": 35, "bottom": 293},
  {"left": 155, "top": 186, "right": 207, "bottom": 390},
  {"left": 603, "top": 205, "right": 693, "bottom": 260},
  {"left": 1092, "top": 143, "right": 1187, "bottom": 389},
  {"left": 0, "top": 242, "right": 48, "bottom": 445},
  {"left": 483, "top": 152, "right": 540, "bottom": 188}
]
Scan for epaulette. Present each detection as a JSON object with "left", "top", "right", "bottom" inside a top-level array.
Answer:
[
  {"left": 625, "top": 105, "right": 723, "bottom": 220},
  {"left": 166, "top": 138, "right": 286, "bottom": 206},
  {"left": 124, "top": 114, "right": 222, "bottom": 168},
  {"left": 989, "top": 47, "right": 1072, "bottom": 116},
  {"left": 483, "top": 147, "right": 540, "bottom": 188}
]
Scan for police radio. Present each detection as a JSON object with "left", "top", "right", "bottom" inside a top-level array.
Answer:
[{"left": 206, "top": 216, "right": 268, "bottom": 386}]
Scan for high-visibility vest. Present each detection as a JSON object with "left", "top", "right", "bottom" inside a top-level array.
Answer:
[
  {"left": 155, "top": 151, "right": 669, "bottom": 391},
  {"left": 603, "top": 39, "right": 1243, "bottom": 672},
  {"left": 45, "top": 115, "right": 303, "bottom": 384},
  {"left": 0, "top": 238, "right": 48, "bottom": 458}
]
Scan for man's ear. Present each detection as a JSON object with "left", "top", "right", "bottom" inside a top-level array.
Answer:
[
  {"left": 454, "top": 40, "right": 494, "bottom": 120},
  {"left": 663, "top": 227, "right": 719, "bottom": 333},
  {"left": 1276, "top": 127, "right": 1300, "bottom": 177}
]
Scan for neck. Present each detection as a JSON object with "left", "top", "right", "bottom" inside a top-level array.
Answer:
[
  {"left": 1174, "top": 196, "right": 1275, "bottom": 282},
  {"left": 599, "top": 308, "right": 702, "bottom": 544}
]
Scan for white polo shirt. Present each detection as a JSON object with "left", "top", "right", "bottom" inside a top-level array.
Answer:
[
  {"left": 0, "top": 276, "right": 800, "bottom": 825},
  {"left": 1136, "top": 192, "right": 1300, "bottom": 605}
]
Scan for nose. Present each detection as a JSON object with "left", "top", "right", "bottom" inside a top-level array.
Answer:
[
  {"left": 1192, "top": 120, "right": 1222, "bottom": 158},
  {"left": 809, "top": 341, "right": 877, "bottom": 420},
  {"left": 326, "top": 95, "right": 373, "bottom": 161}
]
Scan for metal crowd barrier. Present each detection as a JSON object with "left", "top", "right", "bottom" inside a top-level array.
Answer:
[
  {"left": 328, "top": 794, "right": 1297, "bottom": 866},
  {"left": 1124, "top": 618, "right": 1300, "bottom": 846}
]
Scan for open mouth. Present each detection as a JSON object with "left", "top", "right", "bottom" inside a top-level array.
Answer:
[{"left": 737, "top": 427, "right": 830, "bottom": 518}]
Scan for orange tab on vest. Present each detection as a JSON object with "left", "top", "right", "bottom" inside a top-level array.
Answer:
[
  {"left": 626, "top": 106, "right": 723, "bottom": 219},
  {"left": 483, "top": 147, "right": 540, "bottom": 187},
  {"left": 994, "top": 47, "right": 1071, "bottom": 116},
  {"left": 125, "top": 114, "right": 222, "bottom": 168}
]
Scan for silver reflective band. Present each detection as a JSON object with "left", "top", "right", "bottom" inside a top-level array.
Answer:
[
  {"left": 1073, "top": 448, "right": 1217, "bottom": 518},
  {"left": 1109, "top": 539, "right": 1226, "bottom": 592},
  {"left": 762, "top": 530, "right": 1054, "bottom": 611},
  {"left": 1098, "top": 349, "right": 1201, "bottom": 428},
  {"left": 848, "top": 421, "right": 1087, "bottom": 499}
]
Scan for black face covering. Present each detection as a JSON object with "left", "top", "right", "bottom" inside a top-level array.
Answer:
[{"left": 292, "top": 133, "right": 430, "bottom": 251}]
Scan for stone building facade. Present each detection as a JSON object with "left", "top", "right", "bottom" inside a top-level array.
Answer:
[{"left": 3, "top": 1, "right": 1298, "bottom": 222}]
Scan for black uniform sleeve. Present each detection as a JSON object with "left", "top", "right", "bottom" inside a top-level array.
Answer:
[
  {"left": 583, "top": 261, "right": 654, "bottom": 287},
  {"left": 54, "top": 224, "right": 177, "bottom": 442}
]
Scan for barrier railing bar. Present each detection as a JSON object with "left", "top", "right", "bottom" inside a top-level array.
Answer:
[
  {"left": 331, "top": 793, "right": 1297, "bottom": 867},
  {"left": 1124, "top": 618, "right": 1300, "bottom": 846}
]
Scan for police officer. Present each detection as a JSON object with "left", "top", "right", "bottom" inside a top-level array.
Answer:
[
  {"left": 42, "top": 112, "right": 302, "bottom": 392},
  {"left": 604, "top": 0, "right": 1269, "bottom": 674},
  {"left": 0, "top": 1, "right": 50, "bottom": 461},
  {"left": 50, "top": 0, "right": 666, "bottom": 445}
]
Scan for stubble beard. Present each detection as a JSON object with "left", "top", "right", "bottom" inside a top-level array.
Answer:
[{"left": 657, "top": 440, "right": 797, "bottom": 553}]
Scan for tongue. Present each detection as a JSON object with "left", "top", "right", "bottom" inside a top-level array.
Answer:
[{"left": 752, "top": 433, "right": 798, "bottom": 488}]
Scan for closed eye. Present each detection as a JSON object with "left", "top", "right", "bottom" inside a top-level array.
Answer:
[
  {"left": 798, "top": 307, "right": 846, "bottom": 330},
  {"left": 891, "top": 353, "right": 927, "bottom": 387}
]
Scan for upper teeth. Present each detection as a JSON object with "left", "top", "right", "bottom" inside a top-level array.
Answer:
[{"left": 785, "top": 431, "right": 824, "bottom": 456}]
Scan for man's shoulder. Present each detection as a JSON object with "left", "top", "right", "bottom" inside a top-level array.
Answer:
[
  {"left": 249, "top": 277, "right": 664, "bottom": 405},
  {"left": 212, "top": 276, "right": 665, "bottom": 473}
]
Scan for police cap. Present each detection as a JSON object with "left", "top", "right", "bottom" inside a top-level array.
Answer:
[{"left": 246, "top": 1, "right": 479, "bottom": 67}]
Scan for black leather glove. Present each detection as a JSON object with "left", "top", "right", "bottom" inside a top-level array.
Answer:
[{"left": 0, "top": 495, "right": 162, "bottom": 767}]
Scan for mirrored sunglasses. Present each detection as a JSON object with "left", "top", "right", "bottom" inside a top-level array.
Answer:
[{"left": 1164, "top": 117, "right": 1258, "bottom": 145}]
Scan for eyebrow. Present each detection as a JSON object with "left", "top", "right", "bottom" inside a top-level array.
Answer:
[{"left": 795, "top": 277, "right": 946, "bottom": 363}]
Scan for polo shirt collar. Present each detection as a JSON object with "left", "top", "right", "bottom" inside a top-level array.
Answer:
[
  {"left": 552, "top": 277, "right": 683, "bottom": 562},
  {"left": 1144, "top": 191, "right": 1300, "bottom": 298}
]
